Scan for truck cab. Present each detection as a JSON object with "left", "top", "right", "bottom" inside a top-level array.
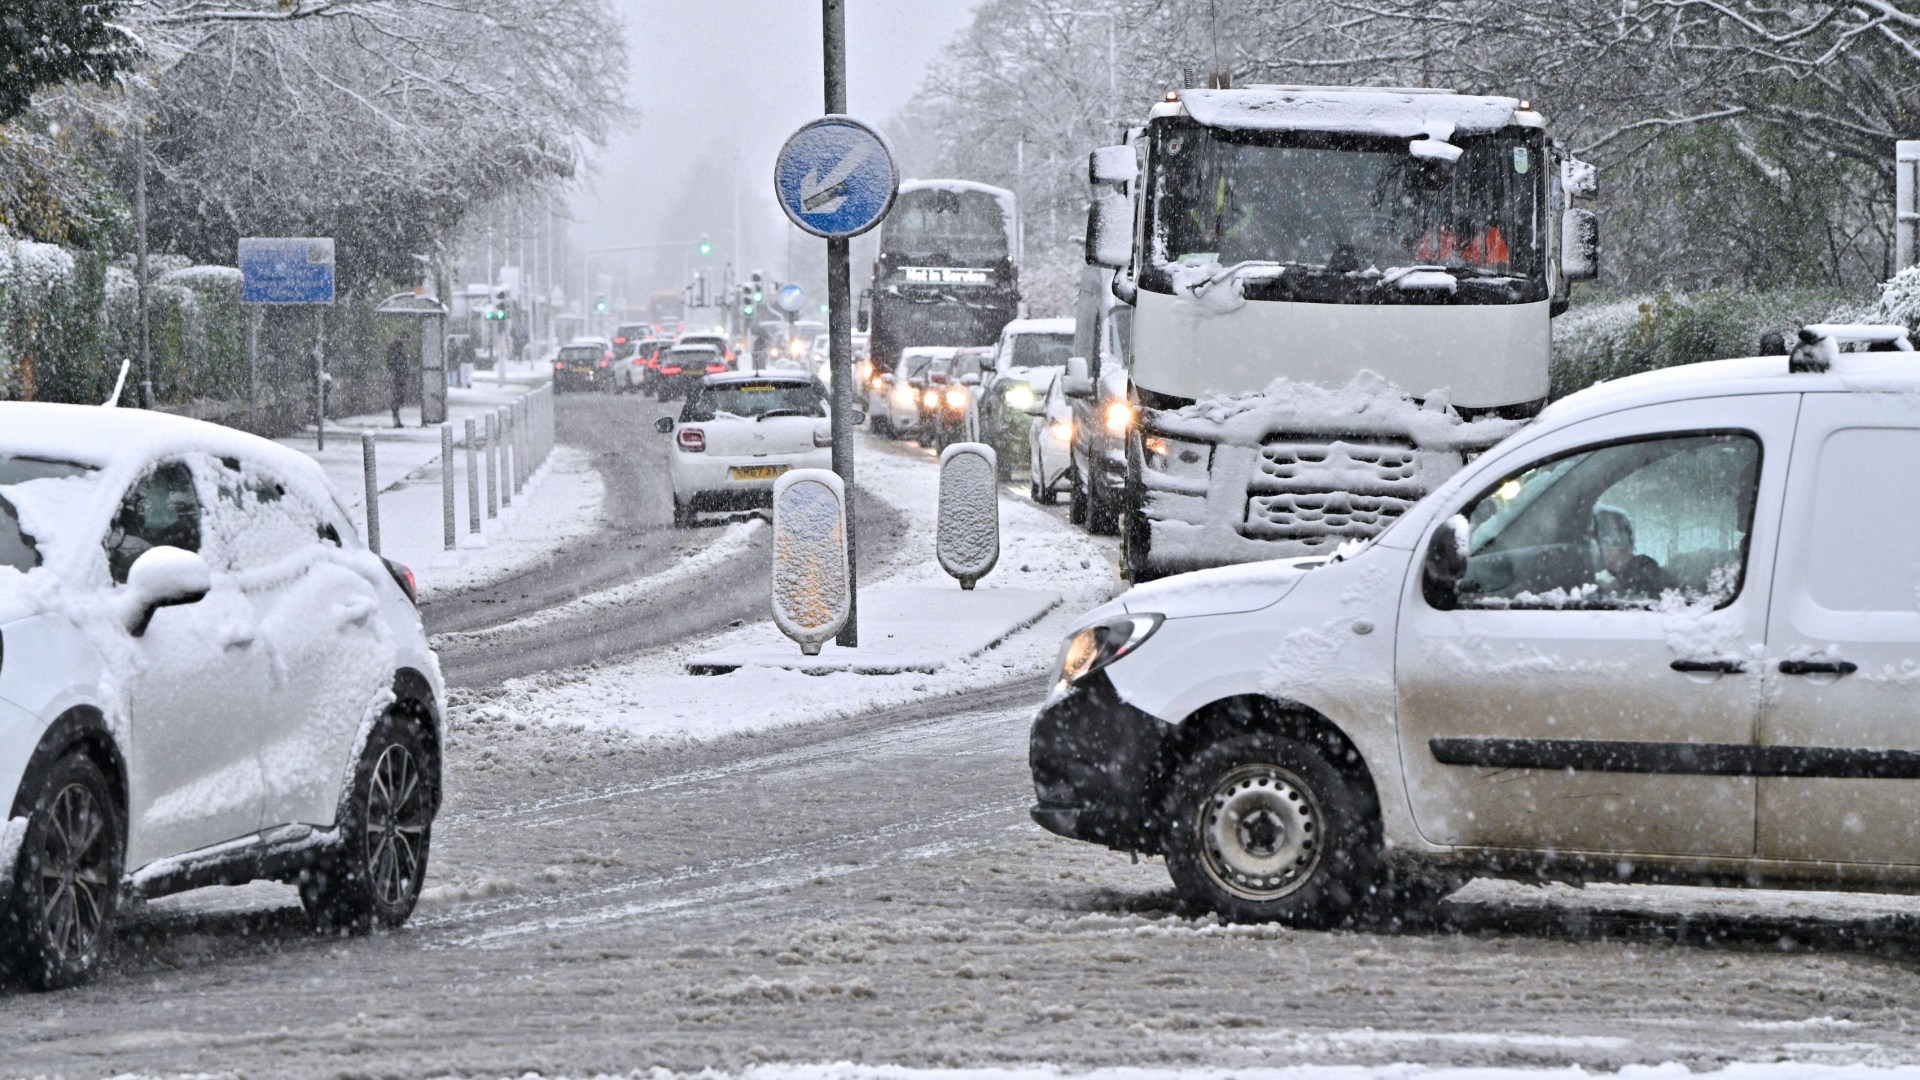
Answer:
[{"left": 1088, "top": 85, "right": 1598, "bottom": 581}]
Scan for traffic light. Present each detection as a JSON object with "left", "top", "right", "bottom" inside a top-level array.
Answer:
[
  {"left": 484, "top": 306, "right": 507, "bottom": 321},
  {"left": 698, "top": 234, "right": 713, "bottom": 257},
  {"left": 594, "top": 294, "right": 608, "bottom": 314}
]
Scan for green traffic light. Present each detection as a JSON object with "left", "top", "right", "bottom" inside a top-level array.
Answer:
[
  {"left": 742, "top": 303, "right": 756, "bottom": 316},
  {"left": 698, "top": 238, "right": 713, "bottom": 256}
]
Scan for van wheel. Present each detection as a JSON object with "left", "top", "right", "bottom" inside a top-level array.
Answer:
[
  {"left": 299, "top": 713, "right": 434, "bottom": 934},
  {"left": 2, "top": 752, "right": 124, "bottom": 991},
  {"left": 1068, "top": 461, "right": 1088, "bottom": 526},
  {"left": 1161, "top": 734, "right": 1381, "bottom": 927}
]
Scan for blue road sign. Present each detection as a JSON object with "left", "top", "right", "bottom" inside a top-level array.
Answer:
[
  {"left": 775, "top": 283, "right": 806, "bottom": 313},
  {"left": 238, "top": 237, "right": 335, "bottom": 305},
  {"left": 774, "top": 116, "right": 898, "bottom": 240}
]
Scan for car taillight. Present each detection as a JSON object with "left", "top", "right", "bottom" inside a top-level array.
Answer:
[
  {"left": 614, "top": 336, "right": 627, "bottom": 344},
  {"left": 663, "top": 365, "right": 682, "bottom": 375},
  {"left": 598, "top": 359, "right": 610, "bottom": 368},
  {"left": 381, "top": 556, "right": 418, "bottom": 606},
  {"left": 554, "top": 361, "right": 565, "bottom": 370},
  {"left": 814, "top": 428, "right": 833, "bottom": 447},
  {"left": 706, "top": 364, "right": 726, "bottom": 373},
  {"left": 677, "top": 428, "right": 706, "bottom": 452}
]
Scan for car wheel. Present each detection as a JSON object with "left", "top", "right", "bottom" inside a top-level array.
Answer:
[
  {"left": 1087, "top": 471, "right": 1120, "bottom": 536},
  {"left": 672, "top": 497, "right": 693, "bottom": 529},
  {"left": 298, "top": 711, "right": 435, "bottom": 934},
  {"left": 1161, "top": 733, "right": 1382, "bottom": 927},
  {"left": 1, "top": 751, "right": 124, "bottom": 991},
  {"left": 1068, "top": 459, "right": 1088, "bottom": 526}
]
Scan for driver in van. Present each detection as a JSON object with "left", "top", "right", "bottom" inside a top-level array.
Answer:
[{"left": 1592, "top": 505, "right": 1672, "bottom": 599}]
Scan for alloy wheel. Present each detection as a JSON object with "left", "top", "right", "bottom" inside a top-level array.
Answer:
[
  {"left": 364, "top": 744, "right": 430, "bottom": 908},
  {"left": 35, "top": 782, "right": 113, "bottom": 967}
]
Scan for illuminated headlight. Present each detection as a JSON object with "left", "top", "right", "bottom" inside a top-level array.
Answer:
[
  {"left": 1002, "top": 382, "right": 1036, "bottom": 411},
  {"left": 790, "top": 339, "right": 807, "bottom": 357},
  {"left": 1054, "top": 613, "right": 1164, "bottom": 695},
  {"left": 1048, "top": 416, "right": 1074, "bottom": 443},
  {"left": 1143, "top": 434, "right": 1212, "bottom": 481},
  {"left": 871, "top": 374, "right": 889, "bottom": 391},
  {"left": 921, "top": 388, "right": 940, "bottom": 409},
  {"left": 894, "top": 384, "right": 917, "bottom": 404},
  {"left": 944, "top": 387, "right": 970, "bottom": 410},
  {"left": 1103, "top": 398, "right": 1135, "bottom": 436}
]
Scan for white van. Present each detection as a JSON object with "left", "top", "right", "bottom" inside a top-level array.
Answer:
[{"left": 1032, "top": 326, "right": 1920, "bottom": 925}]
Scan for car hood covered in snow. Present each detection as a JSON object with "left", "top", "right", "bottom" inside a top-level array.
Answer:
[{"left": 1118, "top": 555, "right": 1322, "bottom": 620}]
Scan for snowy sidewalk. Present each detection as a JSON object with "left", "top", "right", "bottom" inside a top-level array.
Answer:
[{"left": 278, "top": 362, "right": 606, "bottom": 600}]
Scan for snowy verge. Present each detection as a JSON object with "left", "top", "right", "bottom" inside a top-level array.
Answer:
[
  {"left": 410, "top": 445, "right": 608, "bottom": 600},
  {"left": 425, "top": 1062, "right": 1920, "bottom": 1080},
  {"left": 450, "top": 434, "right": 1120, "bottom": 746}
]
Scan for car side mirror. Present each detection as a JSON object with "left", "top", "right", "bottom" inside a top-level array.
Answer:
[
  {"left": 121, "top": 546, "right": 211, "bottom": 636},
  {"left": 1422, "top": 515, "right": 1471, "bottom": 610},
  {"left": 850, "top": 410, "right": 866, "bottom": 425},
  {"left": 1062, "top": 355, "right": 1094, "bottom": 399},
  {"left": 655, "top": 416, "right": 675, "bottom": 434}
]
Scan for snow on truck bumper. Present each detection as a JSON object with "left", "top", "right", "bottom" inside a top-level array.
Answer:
[
  {"left": 1029, "top": 671, "right": 1172, "bottom": 854},
  {"left": 1136, "top": 422, "right": 1469, "bottom": 574}
]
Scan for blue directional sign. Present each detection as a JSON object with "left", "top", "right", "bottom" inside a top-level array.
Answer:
[
  {"left": 774, "top": 116, "right": 898, "bottom": 240},
  {"left": 238, "top": 237, "right": 335, "bottom": 305},
  {"left": 775, "top": 282, "right": 806, "bottom": 314}
]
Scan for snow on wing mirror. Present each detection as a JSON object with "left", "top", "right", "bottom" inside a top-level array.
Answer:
[
  {"left": 121, "top": 546, "right": 212, "bottom": 636},
  {"left": 1562, "top": 208, "right": 1599, "bottom": 282},
  {"left": 937, "top": 443, "right": 999, "bottom": 590},
  {"left": 655, "top": 416, "right": 676, "bottom": 433},
  {"left": 1089, "top": 145, "right": 1137, "bottom": 188},
  {"left": 1561, "top": 156, "right": 1598, "bottom": 200},
  {"left": 770, "top": 469, "right": 850, "bottom": 655},
  {"left": 1422, "top": 515, "right": 1471, "bottom": 611},
  {"left": 1086, "top": 192, "right": 1133, "bottom": 270}
]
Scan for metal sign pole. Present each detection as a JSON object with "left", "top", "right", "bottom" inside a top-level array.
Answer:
[
  {"left": 314, "top": 308, "right": 327, "bottom": 451},
  {"left": 823, "top": 0, "right": 857, "bottom": 647}
]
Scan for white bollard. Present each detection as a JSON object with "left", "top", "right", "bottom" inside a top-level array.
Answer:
[
  {"left": 361, "top": 432, "right": 381, "bottom": 556},
  {"left": 465, "top": 417, "right": 481, "bottom": 535},
  {"left": 770, "top": 468, "right": 851, "bottom": 655},
  {"left": 440, "top": 422, "right": 456, "bottom": 552},
  {"left": 937, "top": 442, "right": 999, "bottom": 590}
]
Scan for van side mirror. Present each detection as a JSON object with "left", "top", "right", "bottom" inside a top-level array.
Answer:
[
  {"left": 1562, "top": 208, "right": 1599, "bottom": 282},
  {"left": 655, "top": 416, "right": 675, "bottom": 434},
  {"left": 1422, "top": 515, "right": 1471, "bottom": 610},
  {"left": 121, "top": 546, "right": 211, "bottom": 636},
  {"left": 1085, "top": 192, "right": 1132, "bottom": 270},
  {"left": 1089, "top": 144, "right": 1137, "bottom": 187}
]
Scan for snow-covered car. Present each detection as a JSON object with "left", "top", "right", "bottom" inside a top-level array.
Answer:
[
  {"left": 873, "top": 346, "right": 957, "bottom": 441},
  {"left": 980, "top": 317, "right": 1074, "bottom": 479},
  {"left": 552, "top": 338, "right": 615, "bottom": 392},
  {"left": 1028, "top": 371, "right": 1074, "bottom": 505},
  {"left": 1032, "top": 325, "right": 1920, "bottom": 926},
  {"left": 0, "top": 403, "right": 443, "bottom": 990},
  {"left": 928, "top": 348, "right": 991, "bottom": 451},
  {"left": 675, "top": 331, "right": 736, "bottom": 366},
  {"left": 655, "top": 343, "right": 730, "bottom": 401},
  {"left": 657, "top": 371, "right": 834, "bottom": 527}
]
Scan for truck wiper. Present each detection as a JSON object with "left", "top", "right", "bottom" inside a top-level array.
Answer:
[{"left": 1186, "top": 260, "right": 1296, "bottom": 298}]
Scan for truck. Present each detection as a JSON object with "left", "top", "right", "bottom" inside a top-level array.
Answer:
[
  {"left": 1083, "top": 85, "right": 1598, "bottom": 582},
  {"left": 861, "top": 180, "right": 1022, "bottom": 376}
]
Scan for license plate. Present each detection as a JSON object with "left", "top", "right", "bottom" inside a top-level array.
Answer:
[
  {"left": 729, "top": 464, "right": 788, "bottom": 481},
  {"left": 568, "top": 366, "right": 594, "bottom": 375}
]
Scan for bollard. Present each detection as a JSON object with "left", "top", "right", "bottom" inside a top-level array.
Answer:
[
  {"left": 937, "top": 442, "right": 1000, "bottom": 589},
  {"left": 464, "top": 417, "right": 481, "bottom": 535},
  {"left": 512, "top": 399, "right": 527, "bottom": 493},
  {"left": 441, "top": 422, "right": 456, "bottom": 552},
  {"left": 770, "top": 469, "right": 851, "bottom": 655},
  {"left": 361, "top": 432, "right": 382, "bottom": 555},
  {"left": 484, "top": 411, "right": 498, "bottom": 520},
  {"left": 498, "top": 406, "right": 513, "bottom": 509}
]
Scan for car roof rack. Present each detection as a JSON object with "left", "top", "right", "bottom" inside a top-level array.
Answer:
[{"left": 1790, "top": 323, "right": 1914, "bottom": 373}]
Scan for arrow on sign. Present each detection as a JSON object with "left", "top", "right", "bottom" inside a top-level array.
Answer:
[{"left": 800, "top": 142, "right": 873, "bottom": 214}]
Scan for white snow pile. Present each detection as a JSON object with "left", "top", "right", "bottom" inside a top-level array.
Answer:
[
  {"left": 1180, "top": 87, "right": 1522, "bottom": 139},
  {"left": 459, "top": 1061, "right": 1920, "bottom": 1080},
  {"left": 1156, "top": 370, "right": 1525, "bottom": 451}
]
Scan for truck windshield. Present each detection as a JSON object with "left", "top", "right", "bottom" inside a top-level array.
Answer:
[{"left": 1152, "top": 125, "right": 1542, "bottom": 286}]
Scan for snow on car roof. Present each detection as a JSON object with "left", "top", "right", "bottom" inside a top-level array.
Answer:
[
  {"left": 703, "top": 370, "right": 815, "bottom": 385},
  {"left": 1175, "top": 87, "right": 1524, "bottom": 138},
  {"left": 1540, "top": 351, "right": 1920, "bottom": 427},
  {"left": 1001, "top": 317, "right": 1074, "bottom": 337},
  {"left": 0, "top": 401, "right": 325, "bottom": 479}
]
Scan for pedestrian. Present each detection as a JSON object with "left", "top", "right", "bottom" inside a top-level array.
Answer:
[{"left": 386, "top": 337, "right": 411, "bottom": 428}]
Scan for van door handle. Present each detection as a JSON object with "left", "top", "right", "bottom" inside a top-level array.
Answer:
[
  {"left": 1671, "top": 659, "right": 1746, "bottom": 674},
  {"left": 1779, "top": 659, "right": 1858, "bottom": 676}
]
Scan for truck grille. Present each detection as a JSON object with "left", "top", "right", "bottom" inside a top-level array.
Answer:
[{"left": 1243, "top": 438, "right": 1430, "bottom": 545}]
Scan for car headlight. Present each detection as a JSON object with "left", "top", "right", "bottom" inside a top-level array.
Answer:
[
  {"left": 1103, "top": 398, "right": 1135, "bottom": 436},
  {"left": 1049, "top": 416, "right": 1073, "bottom": 443},
  {"left": 944, "top": 387, "right": 969, "bottom": 410},
  {"left": 1002, "top": 382, "right": 1036, "bottom": 411},
  {"left": 1054, "top": 613, "right": 1163, "bottom": 695},
  {"left": 922, "top": 388, "right": 940, "bottom": 409},
  {"left": 1142, "top": 434, "right": 1212, "bottom": 481}
]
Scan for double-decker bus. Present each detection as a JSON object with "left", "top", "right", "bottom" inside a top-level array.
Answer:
[{"left": 863, "top": 180, "right": 1021, "bottom": 375}]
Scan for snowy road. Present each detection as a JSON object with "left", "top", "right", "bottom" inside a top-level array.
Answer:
[
  {"left": 427, "top": 393, "right": 907, "bottom": 687},
  {"left": 12, "top": 668, "right": 1920, "bottom": 1076}
]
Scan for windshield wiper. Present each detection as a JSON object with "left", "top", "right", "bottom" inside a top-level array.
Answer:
[{"left": 1185, "top": 260, "right": 1297, "bottom": 298}]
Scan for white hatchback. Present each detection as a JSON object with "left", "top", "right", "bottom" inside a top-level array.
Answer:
[
  {"left": 0, "top": 404, "right": 443, "bottom": 989},
  {"left": 658, "top": 372, "right": 833, "bottom": 527},
  {"left": 1033, "top": 326, "right": 1920, "bottom": 927}
]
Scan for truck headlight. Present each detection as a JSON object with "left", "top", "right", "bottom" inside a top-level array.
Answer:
[
  {"left": 1054, "top": 613, "right": 1163, "bottom": 694},
  {"left": 1002, "top": 382, "right": 1036, "bottom": 411},
  {"left": 1143, "top": 434, "right": 1211, "bottom": 481}
]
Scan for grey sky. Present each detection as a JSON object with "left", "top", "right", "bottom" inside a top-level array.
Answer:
[{"left": 571, "top": 0, "right": 987, "bottom": 295}]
